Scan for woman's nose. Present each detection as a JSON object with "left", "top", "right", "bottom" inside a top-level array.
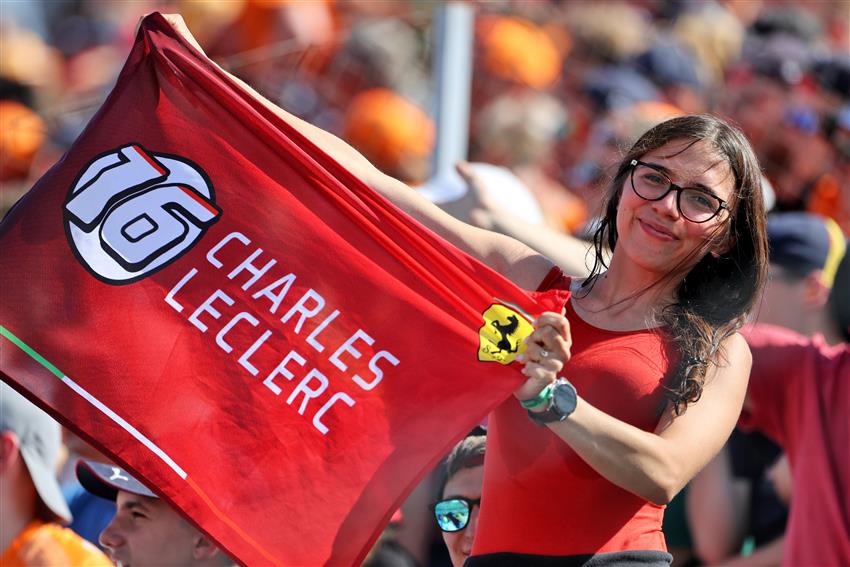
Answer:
[{"left": 651, "top": 188, "right": 680, "bottom": 218}]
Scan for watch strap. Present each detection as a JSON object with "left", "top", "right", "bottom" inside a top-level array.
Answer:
[
  {"left": 520, "top": 382, "right": 555, "bottom": 410},
  {"left": 527, "top": 378, "right": 577, "bottom": 426}
]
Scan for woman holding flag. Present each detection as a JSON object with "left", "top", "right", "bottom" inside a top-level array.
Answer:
[
  {"left": 177, "top": 15, "right": 768, "bottom": 563},
  {"left": 291, "top": 112, "right": 767, "bottom": 565}
]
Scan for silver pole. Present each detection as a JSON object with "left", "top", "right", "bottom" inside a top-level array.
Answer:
[{"left": 423, "top": 1, "right": 474, "bottom": 203}]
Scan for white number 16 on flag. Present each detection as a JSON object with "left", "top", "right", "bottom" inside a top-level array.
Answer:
[{"left": 64, "top": 144, "right": 221, "bottom": 284}]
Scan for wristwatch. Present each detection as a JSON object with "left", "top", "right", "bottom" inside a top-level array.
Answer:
[{"left": 527, "top": 378, "right": 577, "bottom": 426}]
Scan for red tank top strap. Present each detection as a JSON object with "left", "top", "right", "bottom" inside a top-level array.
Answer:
[{"left": 536, "top": 265, "right": 572, "bottom": 292}]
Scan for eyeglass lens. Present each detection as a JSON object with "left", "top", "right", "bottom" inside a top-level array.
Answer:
[
  {"left": 434, "top": 498, "right": 478, "bottom": 532},
  {"left": 631, "top": 164, "right": 722, "bottom": 223}
]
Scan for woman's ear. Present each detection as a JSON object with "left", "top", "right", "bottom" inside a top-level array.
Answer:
[
  {"left": 713, "top": 236, "right": 735, "bottom": 258},
  {"left": 709, "top": 222, "right": 735, "bottom": 258}
]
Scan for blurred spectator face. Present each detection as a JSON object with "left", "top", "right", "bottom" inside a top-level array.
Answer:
[
  {"left": 756, "top": 213, "right": 845, "bottom": 335},
  {"left": 723, "top": 76, "right": 787, "bottom": 151},
  {"left": 762, "top": 120, "right": 832, "bottom": 210},
  {"left": 473, "top": 90, "right": 568, "bottom": 168},
  {"left": 438, "top": 464, "right": 483, "bottom": 567},
  {"left": 99, "top": 490, "right": 203, "bottom": 567},
  {"left": 759, "top": 266, "right": 814, "bottom": 330},
  {"left": 672, "top": 4, "right": 744, "bottom": 87}
]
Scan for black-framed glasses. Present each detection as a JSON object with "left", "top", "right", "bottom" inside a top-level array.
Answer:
[
  {"left": 432, "top": 497, "right": 481, "bottom": 532},
  {"left": 629, "top": 160, "right": 729, "bottom": 223}
]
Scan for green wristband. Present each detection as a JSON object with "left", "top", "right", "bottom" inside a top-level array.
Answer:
[{"left": 520, "top": 383, "right": 554, "bottom": 410}]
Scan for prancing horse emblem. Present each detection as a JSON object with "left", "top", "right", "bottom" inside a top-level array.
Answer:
[
  {"left": 478, "top": 303, "right": 534, "bottom": 364},
  {"left": 492, "top": 315, "right": 520, "bottom": 354}
]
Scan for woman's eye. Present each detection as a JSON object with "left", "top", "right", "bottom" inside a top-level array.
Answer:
[
  {"left": 643, "top": 173, "right": 667, "bottom": 186},
  {"left": 685, "top": 191, "right": 715, "bottom": 210}
]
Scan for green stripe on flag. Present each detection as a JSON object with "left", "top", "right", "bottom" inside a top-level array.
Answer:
[{"left": 0, "top": 325, "right": 64, "bottom": 379}]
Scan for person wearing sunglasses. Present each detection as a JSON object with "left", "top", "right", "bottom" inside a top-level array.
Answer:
[{"left": 432, "top": 435, "right": 486, "bottom": 567}]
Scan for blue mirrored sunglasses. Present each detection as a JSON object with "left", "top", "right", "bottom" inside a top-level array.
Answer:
[{"left": 432, "top": 497, "right": 481, "bottom": 532}]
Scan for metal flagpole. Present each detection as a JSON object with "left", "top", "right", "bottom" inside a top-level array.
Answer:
[{"left": 419, "top": 1, "right": 474, "bottom": 203}]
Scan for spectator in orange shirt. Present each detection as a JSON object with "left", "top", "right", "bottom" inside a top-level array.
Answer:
[{"left": 0, "top": 381, "right": 111, "bottom": 566}]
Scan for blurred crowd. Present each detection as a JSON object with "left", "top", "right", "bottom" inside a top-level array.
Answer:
[
  {"left": 2, "top": 0, "right": 849, "bottom": 233},
  {"left": 1, "top": 1, "right": 849, "bottom": 566}
]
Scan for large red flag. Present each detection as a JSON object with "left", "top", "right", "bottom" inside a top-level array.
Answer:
[{"left": 0, "top": 13, "right": 569, "bottom": 566}]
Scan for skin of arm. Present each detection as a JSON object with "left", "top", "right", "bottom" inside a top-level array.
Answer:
[
  {"left": 686, "top": 445, "right": 751, "bottom": 563},
  {"left": 477, "top": 208, "right": 593, "bottom": 279},
  {"left": 449, "top": 162, "right": 595, "bottom": 278},
  {"left": 522, "top": 313, "right": 752, "bottom": 505},
  {"left": 688, "top": 447, "right": 789, "bottom": 565},
  {"left": 157, "top": 14, "right": 552, "bottom": 290}
]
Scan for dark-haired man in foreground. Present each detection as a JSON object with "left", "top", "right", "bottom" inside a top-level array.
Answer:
[{"left": 76, "top": 460, "right": 235, "bottom": 567}]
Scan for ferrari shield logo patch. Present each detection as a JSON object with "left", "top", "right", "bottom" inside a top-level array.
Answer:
[{"left": 478, "top": 303, "right": 533, "bottom": 364}]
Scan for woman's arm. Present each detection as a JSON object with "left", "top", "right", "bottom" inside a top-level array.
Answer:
[
  {"left": 233, "top": 73, "right": 554, "bottom": 290},
  {"left": 260, "top": 107, "right": 556, "bottom": 289},
  {"left": 686, "top": 445, "right": 750, "bottom": 563},
  {"left": 522, "top": 316, "right": 751, "bottom": 505},
  {"left": 159, "top": 15, "right": 553, "bottom": 290},
  {"left": 450, "top": 162, "right": 594, "bottom": 278}
]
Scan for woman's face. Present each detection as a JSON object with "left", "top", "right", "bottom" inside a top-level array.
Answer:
[{"left": 614, "top": 139, "right": 736, "bottom": 277}]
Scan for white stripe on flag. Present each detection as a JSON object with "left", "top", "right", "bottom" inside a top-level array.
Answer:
[{"left": 62, "top": 375, "right": 187, "bottom": 479}]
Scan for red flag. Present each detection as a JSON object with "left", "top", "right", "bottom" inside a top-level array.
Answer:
[{"left": 0, "top": 13, "right": 569, "bottom": 566}]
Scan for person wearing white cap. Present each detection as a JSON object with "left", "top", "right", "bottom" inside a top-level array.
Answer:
[
  {"left": 77, "top": 459, "right": 235, "bottom": 567},
  {"left": 0, "top": 381, "right": 111, "bottom": 565}
]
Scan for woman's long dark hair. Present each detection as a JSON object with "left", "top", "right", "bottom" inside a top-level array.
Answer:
[{"left": 586, "top": 114, "right": 768, "bottom": 414}]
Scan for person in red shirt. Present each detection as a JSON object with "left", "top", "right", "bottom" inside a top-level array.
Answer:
[
  {"left": 178, "top": 22, "right": 767, "bottom": 563},
  {"left": 307, "top": 111, "right": 765, "bottom": 565},
  {"left": 739, "top": 249, "right": 850, "bottom": 565},
  {"left": 263, "top": 104, "right": 767, "bottom": 564},
  {"left": 687, "top": 211, "right": 847, "bottom": 565}
]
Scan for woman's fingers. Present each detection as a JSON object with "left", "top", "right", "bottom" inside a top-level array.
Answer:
[
  {"left": 514, "top": 312, "right": 572, "bottom": 401},
  {"left": 513, "top": 369, "right": 556, "bottom": 401},
  {"left": 523, "top": 339, "right": 567, "bottom": 364},
  {"left": 455, "top": 161, "right": 488, "bottom": 202},
  {"left": 521, "top": 359, "right": 564, "bottom": 378},
  {"left": 524, "top": 324, "right": 571, "bottom": 363},
  {"left": 535, "top": 312, "right": 571, "bottom": 340}
]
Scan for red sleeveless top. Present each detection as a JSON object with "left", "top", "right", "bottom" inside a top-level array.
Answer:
[{"left": 471, "top": 268, "right": 677, "bottom": 556}]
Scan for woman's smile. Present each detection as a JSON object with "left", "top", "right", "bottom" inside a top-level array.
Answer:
[{"left": 637, "top": 217, "right": 678, "bottom": 241}]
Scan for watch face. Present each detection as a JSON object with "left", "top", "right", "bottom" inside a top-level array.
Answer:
[
  {"left": 552, "top": 381, "right": 577, "bottom": 416},
  {"left": 527, "top": 379, "right": 578, "bottom": 425}
]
